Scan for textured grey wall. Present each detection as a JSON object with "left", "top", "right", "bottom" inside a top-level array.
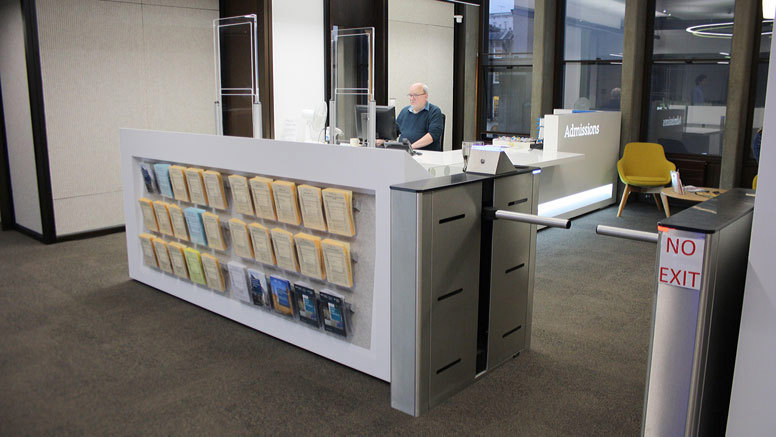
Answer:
[{"left": 35, "top": 0, "right": 218, "bottom": 236}]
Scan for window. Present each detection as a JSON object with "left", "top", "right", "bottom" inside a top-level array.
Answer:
[
  {"left": 749, "top": 19, "right": 772, "bottom": 162},
  {"left": 645, "top": 0, "right": 735, "bottom": 156},
  {"left": 480, "top": 0, "right": 535, "bottom": 136},
  {"left": 560, "top": 0, "right": 624, "bottom": 110}
]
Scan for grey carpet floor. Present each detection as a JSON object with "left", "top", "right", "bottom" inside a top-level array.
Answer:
[{"left": 0, "top": 201, "right": 677, "bottom": 435}]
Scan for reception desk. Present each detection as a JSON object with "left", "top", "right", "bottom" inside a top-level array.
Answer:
[{"left": 412, "top": 110, "right": 620, "bottom": 219}]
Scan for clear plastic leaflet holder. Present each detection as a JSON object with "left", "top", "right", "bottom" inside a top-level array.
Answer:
[
  {"left": 213, "top": 15, "right": 262, "bottom": 139},
  {"left": 329, "top": 26, "right": 376, "bottom": 147}
]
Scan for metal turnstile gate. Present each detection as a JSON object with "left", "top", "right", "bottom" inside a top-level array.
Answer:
[
  {"left": 597, "top": 189, "right": 755, "bottom": 436},
  {"left": 389, "top": 149, "right": 570, "bottom": 416}
]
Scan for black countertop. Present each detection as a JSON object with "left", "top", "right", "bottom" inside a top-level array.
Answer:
[
  {"left": 390, "top": 166, "right": 536, "bottom": 193},
  {"left": 658, "top": 188, "right": 755, "bottom": 234}
]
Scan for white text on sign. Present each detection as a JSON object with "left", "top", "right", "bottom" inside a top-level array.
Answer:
[{"left": 658, "top": 230, "right": 706, "bottom": 291}]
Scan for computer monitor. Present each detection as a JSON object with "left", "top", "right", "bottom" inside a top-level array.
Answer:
[{"left": 354, "top": 105, "right": 397, "bottom": 141}]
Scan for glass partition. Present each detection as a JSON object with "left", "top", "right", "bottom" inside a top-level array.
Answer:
[
  {"left": 330, "top": 26, "right": 375, "bottom": 146},
  {"left": 480, "top": 0, "right": 535, "bottom": 137},
  {"left": 213, "top": 15, "right": 261, "bottom": 138},
  {"left": 560, "top": 0, "right": 624, "bottom": 111}
]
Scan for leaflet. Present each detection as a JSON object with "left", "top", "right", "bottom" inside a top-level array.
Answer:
[
  {"left": 140, "top": 162, "right": 158, "bottom": 194},
  {"left": 152, "top": 238, "right": 173, "bottom": 274},
  {"left": 167, "top": 204, "right": 189, "bottom": 241},
  {"left": 167, "top": 242, "right": 189, "bottom": 278},
  {"left": 270, "top": 227, "right": 298, "bottom": 272},
  {"left": 272, "top": 180, "right": 301, "bottom": 225},
  {"left": 269, "top": 275, "right": 294, "bottom": 316},
  {"left": 185, "top": 167, "right": 208, "bottom": 206},
  {"left": 201, "top": 253, "right": 225, "bottom": 292},
  {"left": 184, "top": 247, "right": 206, "bottom": 285},
  {"left": 139, "top": 233, "right": 158, "bottom": 267},
  {"left": 294, "top": 283, "right": 320, "bottom": 328},
  {"left": 320, "top": 289, "right": 347, "bottom": 337},
  {"left": 322, "top": 188, "right": 355, "bottom": 237},
  {"left": 153, "top": 163, "right": 174, "bottom": 198},
  {"left": 248, "top": 223, "right": 275, "bottom": 266},
  {"left": 249, "top": 176, "right": 277, "bottom": 221},
  {"left": 202, "top": 212, "right": 225, "bottom": 251},
  {"left": 247, "top": 268, "right": 269, "bottom": 307},
  {"left": 168, "top": 165, "right": 190, "bottom": 202},
  {"left": 203, "top": 170, "right": 227, "bottom": 210},
  {"left": 152, "top": 201, "right": 174, "bottom": 236},
  {"left": 321, "top": 239, "right": 353, "bottom": 288},
  {"left": 228, "top": 218, "right": 254, "bottom": 259},
  {"left": 183, "top": 207, "right": 208, "bottom": 246},
  {"left": 227, "top": 261, "right": 251, "bottom": 303},
  {"left": 228, "top": 174, "right": 255, "bottom": 216},
  {"left": 138, "top": 198, "right": 159, "bottom": 233},
  {"left": 294, "top": 233, "right": 325, "bottom": 280},
  {"left": 297, "top": 185, "right": 327, "bottom": 231}
]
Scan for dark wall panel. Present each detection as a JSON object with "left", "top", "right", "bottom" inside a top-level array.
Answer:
[
  {"left": 324, "top": 0, "right": 388, "bottom": 105},
  {"left": 219, "top": 0, "right": 274, "bottom": 138}
]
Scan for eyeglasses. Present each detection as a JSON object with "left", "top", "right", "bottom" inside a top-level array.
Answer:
[{"left": 407, "top": 93, "right": 427, "bottom": 98}]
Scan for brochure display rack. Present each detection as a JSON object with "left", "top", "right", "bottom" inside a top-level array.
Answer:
[{"left": 121, "top": 129, "right": 428, "bottom": 381}]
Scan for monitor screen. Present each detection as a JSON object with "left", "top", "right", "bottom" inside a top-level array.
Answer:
[{"left": 354, "top": 105, "right": 397, "bottom": 140}]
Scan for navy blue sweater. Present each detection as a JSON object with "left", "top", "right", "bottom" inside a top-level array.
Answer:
[{"left": 396, "top": 103, "right": 444, "bottom": 151}]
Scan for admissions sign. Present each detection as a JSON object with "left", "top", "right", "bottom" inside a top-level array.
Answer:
[{"left": 658, "top": 228, "right": 706, "bottom": 290}]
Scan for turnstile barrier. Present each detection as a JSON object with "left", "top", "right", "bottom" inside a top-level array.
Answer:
[
  {"left": 390, "top": 164, "right": 570, "bottom": 416},
  {"left": 596, "top": 189, "right": 755, "bottom": 436}
]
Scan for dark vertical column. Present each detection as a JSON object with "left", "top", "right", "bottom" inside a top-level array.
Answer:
[
  {"left": 620, "top": 0, "right": 650, "bottom": 154},
  {"left": 453, "top": 3, "right": 465, "bottom": 149},
  {"left": 530, "top": 0, "right": 557, "bottom": 138},
  {"left": 462, "top": 4, "right": 479, "bottom": 142},
  {"left": 21, "top": 0, "right": 55, "bottom": 243},
  {"left": 0, "top": 78, "right": 15, "bottom": 231},
  {"left": 721, "top": 0, "right": 762, "bottom": 189}
]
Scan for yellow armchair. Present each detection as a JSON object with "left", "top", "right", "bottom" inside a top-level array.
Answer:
[
  {"left": 753, "top": 175, "right": 758, "bottom": 190},
  {"left": 617, "top": 142, "right": 676, "bottom": 217}
]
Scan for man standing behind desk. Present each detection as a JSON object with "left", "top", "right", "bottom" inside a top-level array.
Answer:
[{"left": 396, "top": 83, "right": 444, "bottom": 151}]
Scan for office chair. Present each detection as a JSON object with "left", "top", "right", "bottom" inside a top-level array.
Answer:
[
  {"left": 617, "top": 142, "right": 676, "bottom": 217},
  {"left": 438, "top": 113, "right": 446, "bottom": 151}
]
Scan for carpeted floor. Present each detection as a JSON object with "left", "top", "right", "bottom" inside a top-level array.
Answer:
[{"left": 0, "top": 201, "right": 677, "bottom": 435}]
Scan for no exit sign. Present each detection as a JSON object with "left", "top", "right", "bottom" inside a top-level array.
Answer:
[{"left": 658, "top": 228, "right": 706, "bottom": 290}]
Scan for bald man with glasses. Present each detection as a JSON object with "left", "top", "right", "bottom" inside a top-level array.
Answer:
[{"left": 395, "top": 83, "right": 444, "bottom": 151}]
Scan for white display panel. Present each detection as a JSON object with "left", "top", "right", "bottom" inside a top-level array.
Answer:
[
  {"left": 121, "top": 129, "right": 429, "bottom": 381},
  {"left": 541, "top": 111, "right": 621, "bottom": 218}
]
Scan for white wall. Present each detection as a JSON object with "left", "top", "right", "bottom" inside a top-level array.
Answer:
[
  {"left": 726, "top": 35, "right": 776, "bottom": 436},
  {"left": 388, "top": 0, "right": 454, "bottom": 150},
  {"left": 0, "top": 0, "right": 43, "bottom": 234},
  {"left": 271, "top": 0, "right": 324, "bottom": 141},
  {"left": 34, "top": 0, "right": 217, "bottom": 236}
]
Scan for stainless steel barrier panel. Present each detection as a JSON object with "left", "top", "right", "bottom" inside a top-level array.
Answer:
[
  {"left": 390, "top": 165, "right": 569, "bottom": 416},
  {"left": 596, "top": 189, "right": 755, "bottom": 436}
]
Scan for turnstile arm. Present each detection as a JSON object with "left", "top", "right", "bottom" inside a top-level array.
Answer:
[
  {"left": 595, "top": 225, "right": 658, "bottom": 243},
  {"left": 484, "top": 208, "right": 571, "bottom": 229}
]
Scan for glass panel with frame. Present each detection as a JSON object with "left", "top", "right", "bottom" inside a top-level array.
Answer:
[
  {"left": 481, "top": 0, "right": 535, "bottom": 137},
  {"left": 483, "top": 66, "right": 532, "bottom": 135},
  {"left": 652, "top": 0, "right": 734, "bottom": 60},
  {"left": 646, "top": 62, "right": 729, "bottom": 156},
  {"left": 563, "top": 0, "right": 624, "bottom": 61},
  {"left": 487, "top": 0, "right": 535, "bottom": 64},
  {"left": 331, "top": 27, "right": 374, "bottom": 143},
  {"left": 562, "top": 62, "right": 622, "bottom": 110}
]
